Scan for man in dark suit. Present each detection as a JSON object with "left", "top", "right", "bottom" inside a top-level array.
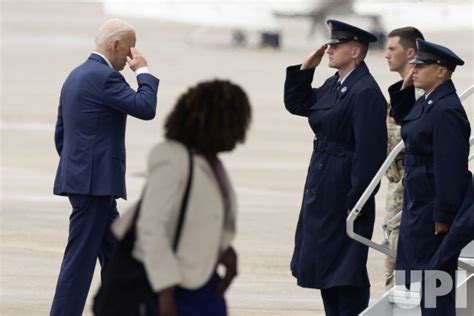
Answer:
[
  {"left": 50, "top": 19, "right": 159, "bottom": 316},
  {"left": 284, "top": 20, "right": 387, "bottom": 315}
]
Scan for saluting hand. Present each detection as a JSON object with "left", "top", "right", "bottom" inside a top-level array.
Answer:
[
  {"left": 434, "top": 222, "right": 450, "bottom": 235},
  {"left": 126, "top": 47, "right": 148, "bottom": 72},
  {"left": 401, "top": 68, "right": 414, "bottom": 90},
  {"left": 301, "top": 45, "right": 328, "bottom": 70}
]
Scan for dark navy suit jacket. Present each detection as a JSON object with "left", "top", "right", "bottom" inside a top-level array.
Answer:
[{"left": 53, "top": 53, "right": 159, "bottom": 200}]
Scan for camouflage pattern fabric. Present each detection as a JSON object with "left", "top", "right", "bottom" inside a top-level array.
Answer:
[
  {"left": 384, "top": 114, "right": 404, "bottom": 289},
  {"left": 384, "top": 89, "right": 422, "bottom": 289}
]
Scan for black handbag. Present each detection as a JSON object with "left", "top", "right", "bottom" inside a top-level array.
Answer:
[{"left": 93, "top": 147, "right": 194, "bottom": 316}]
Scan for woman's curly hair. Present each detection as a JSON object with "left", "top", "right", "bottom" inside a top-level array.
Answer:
[{"left": 165, "top": 79, "right": 252, "bottom": 154}]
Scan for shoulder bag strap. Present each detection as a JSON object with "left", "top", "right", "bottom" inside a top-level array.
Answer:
[
  {"left": 172, "top": 146, "right": 193, "bottom": 251},
  {"left": 129, "top": 146, "right": 194, "bottom": 250}
]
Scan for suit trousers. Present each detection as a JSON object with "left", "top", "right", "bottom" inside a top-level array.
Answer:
[
  {"left": 50, "top": 194, "right": 119, "bottom": 316},
  {"left": 320, "top": 286, "right": 370, "bottom": 316}
]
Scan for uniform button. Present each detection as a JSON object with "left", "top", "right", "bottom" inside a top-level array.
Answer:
[
  {"left": 318, "top": 163, "right": 323, "bottom": 170},
  {"left": 408, "top": 202, "right": 413, "bottom": 209}
]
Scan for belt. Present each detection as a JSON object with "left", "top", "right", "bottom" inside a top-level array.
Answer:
[
  {"left": 404, "top": 152, "right": 433, "bottom": 165},
  {"left": 313, "top": 136, "right": 354, "bottom": 156}
]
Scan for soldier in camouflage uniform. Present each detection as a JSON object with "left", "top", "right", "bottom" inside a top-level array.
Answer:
[{"left": 384, "top": 27, "right": 424, "bottom": 289}]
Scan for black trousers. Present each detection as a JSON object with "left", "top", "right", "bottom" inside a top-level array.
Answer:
[
  {"left": 320, "top": 286, "right": 370, "bottom": 316},
  {"left": 420, "top": 257, "right": 458, "bottom": 316}
]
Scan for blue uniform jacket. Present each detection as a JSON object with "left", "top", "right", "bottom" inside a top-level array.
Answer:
[
  {"left": 389, "top": 79, "right": 471, "bottom": 270},
  {"left": 284, "top": 61, "right": 387, "bottom": 289},
  {"left": 53, "top": 54, "right": 159, "bottom": 200},
  {"left": 428, "top": 180, "right": 474, "bottom": 270}
]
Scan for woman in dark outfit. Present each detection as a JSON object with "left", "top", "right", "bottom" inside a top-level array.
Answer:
[
  {"left": 389, "top": 39, "right": 470, "bottom": 316},
  {"left": 284, "top": 20, "right": 387, "bottom": 315}
]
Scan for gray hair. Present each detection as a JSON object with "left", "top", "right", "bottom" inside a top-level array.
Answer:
[{"left": 94, "top": 19, "right": 134, "bottom": 47}]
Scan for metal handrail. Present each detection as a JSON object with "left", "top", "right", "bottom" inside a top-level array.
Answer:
[
  {"left": 346, "top": 85, "right": 474, "bottom": 266},
  {"left": 469, "top": 137, "right": 474, "bottom": 161}
]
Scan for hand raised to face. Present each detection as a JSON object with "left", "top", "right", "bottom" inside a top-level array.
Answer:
[
  {"left": 126, "top": 47, "right": 148, "bottom": 72},
  {"left": 301, "top": 45, "right": 328, "bottom": 70}
]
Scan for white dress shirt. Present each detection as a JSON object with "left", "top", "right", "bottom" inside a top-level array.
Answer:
[{"left": 338, "top": 68, "right": 355, "bottom": 85}]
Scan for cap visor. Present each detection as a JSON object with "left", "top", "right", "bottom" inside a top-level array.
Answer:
[
  {"left": 325, "top": 38, "right": 344, "bottom": 45},
  {"left": 409, "top": 59, "right": 426, "bottom": 65}
]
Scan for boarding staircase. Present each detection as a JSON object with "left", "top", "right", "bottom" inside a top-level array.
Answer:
[{"left": 346, "top": 85, "right": 474, "bottom": 315}]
